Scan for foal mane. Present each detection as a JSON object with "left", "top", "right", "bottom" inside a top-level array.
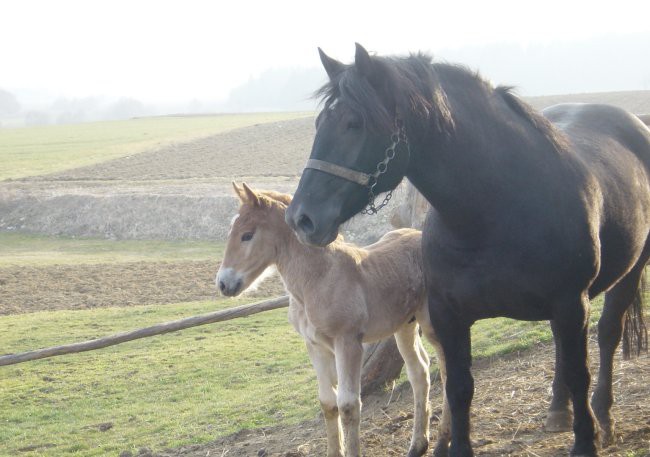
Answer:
[{"left": 258, "top": 190, "right": 292, "bottom": 207}]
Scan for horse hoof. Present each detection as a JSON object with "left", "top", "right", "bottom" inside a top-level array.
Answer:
[
  {"left": 598, "top": 422, "right": 615, "bottom": 448},
  {"left": 545, "top": 410, "right": 573, "bottom": 432},
  {"left": 432, "top": 441, "right": 449, "bottom": 457}
]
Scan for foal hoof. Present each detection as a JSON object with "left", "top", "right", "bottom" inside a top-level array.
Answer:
[
  {"left": 545, "top": 410, "right": 573, "bottom": 432},
  {"left": 406, "top": 439, "right": 428, "bottom": 457}
]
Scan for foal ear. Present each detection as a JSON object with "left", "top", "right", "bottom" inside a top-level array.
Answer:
[
  {"left": 318, "top": 47, "right": 345, "bottom": 80},
  {"left": 354, "top": 43, "right": 375, "bottom": 80},
  {"left": 241, "top": 182, "right": 261, "bottom": 207},
  {"left": 232, "top": 181, "right": 246, "bottom": 202}
]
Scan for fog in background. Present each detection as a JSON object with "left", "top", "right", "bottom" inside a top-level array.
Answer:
[{"left": 1, "top": 0, "right": 649, "bottom": 128}]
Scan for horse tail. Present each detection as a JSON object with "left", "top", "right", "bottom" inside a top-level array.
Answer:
[{"left": 621, "top": 270, "right": 648, "bottom": 359}]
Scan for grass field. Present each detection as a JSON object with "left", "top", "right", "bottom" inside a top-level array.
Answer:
[
  {"left": 0, "top": 112, "right": 311, "bottom": 181},
  {"left": 0, "top": 293, "right": 563, "bottom": 456},
  {"left": 0, "top": 299, "right": 315, "bottom": 456},
  {"left": 0, "top": 232, "right": 610, "bottom": 456}
]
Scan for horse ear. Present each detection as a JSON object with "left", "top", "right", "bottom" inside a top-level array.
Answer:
[
  {"left": 354, "top": 43, "right": 375, "bottom": 79},
  {"left": 241, "top": 182, "right": 261, "bottom": 207},
  {"left": 318, "top": 47, "right": 345, "bottom": 80}
]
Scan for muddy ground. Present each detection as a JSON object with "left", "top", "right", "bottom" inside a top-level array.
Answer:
[
  {"left": 151, "top": 340, "right": 650, "bottom": 457},
  {"left": 0, "top": 261, "right": 286, "bottom": 315}
]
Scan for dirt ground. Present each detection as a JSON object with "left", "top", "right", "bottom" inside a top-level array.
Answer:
[
  {"left": 0, "top": 261, "right": 286, "bottom": 315},
  {"left": 34, "top": 117, "right": 315, "bottom": 182},
  {"left": 151, "top": 341, "right": 650, "bottom": 457}
]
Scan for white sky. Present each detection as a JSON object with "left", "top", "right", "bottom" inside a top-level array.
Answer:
[{"left": 2, "top": 0, "right": 649, "bottom": 103}]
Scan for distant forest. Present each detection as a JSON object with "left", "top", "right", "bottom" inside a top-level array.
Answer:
[{"left": 2, "top": 32, "right": 649, "bottom": 126}]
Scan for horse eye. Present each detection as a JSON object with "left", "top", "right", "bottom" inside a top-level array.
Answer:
[
  {"left": 347, "top": 120, "right": 362, "bottom": 130},
  {"left": 241, "top": 232, "right": 254, "bottom": 242}
]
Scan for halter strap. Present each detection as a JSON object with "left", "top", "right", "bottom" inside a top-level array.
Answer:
[{"left": 304, "top": 159, "right": 372, "bottom": 187}]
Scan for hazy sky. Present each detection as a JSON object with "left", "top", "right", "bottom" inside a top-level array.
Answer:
[{"left": 3, "top": 0, "right": 649, "bottom": 103}]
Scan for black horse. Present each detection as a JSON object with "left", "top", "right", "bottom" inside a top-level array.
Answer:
[{"left": 285, "top": 44, "right": 650, "bottom": 457}]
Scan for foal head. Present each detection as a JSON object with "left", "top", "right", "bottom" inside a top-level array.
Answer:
[{"left": 216, "top": 183, "right": 291, "bottom": 296}]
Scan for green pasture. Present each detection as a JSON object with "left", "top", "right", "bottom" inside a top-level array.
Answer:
[
  {"left": 0, "top": 296, "right": 565, "bottom": 457},
  {"left": 0, "top": 235, "right": 608, "bottom": 456},
  {"left": 0, "top": 232, "right": 223, "bottom": 266},
  {"left": 0, "top": 299, "right": 315, "bottom": 456},
  {"left": 0, "top": 112, "right": 311, "bottom": 181}
]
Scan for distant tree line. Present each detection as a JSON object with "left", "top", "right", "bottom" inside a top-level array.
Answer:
[
  {"left": 2, "top": 32, "right": 649, "bottom": 127},
  {"left": 0, "top": 92, "right": 148, "bottom": 127}
]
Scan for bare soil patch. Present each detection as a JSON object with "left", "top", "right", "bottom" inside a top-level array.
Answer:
[
  {"left": 36, "top": 117, "right": 315, "bottom": 182},
  {"left": 153, "top": 342, "right": 650, "bottom": 457},
  {"left": 0, "top": 261, "right": 285, "bottom": 315}
]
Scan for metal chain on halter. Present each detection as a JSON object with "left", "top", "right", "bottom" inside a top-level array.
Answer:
[{"left": 361, "top": 120, "right": 410, "bottom": 215}]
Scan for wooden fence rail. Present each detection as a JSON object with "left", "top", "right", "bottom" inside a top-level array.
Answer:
[{"left": 0, "top": 296, "right": 290, "bottom": 367}]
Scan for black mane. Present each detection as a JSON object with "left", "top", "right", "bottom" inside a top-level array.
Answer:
[
  {"left": 316, "top": 52, "right": 567, "bottom": 153},
  {"left": 315, "top": 52, "right": 454, "bottom": 137}
]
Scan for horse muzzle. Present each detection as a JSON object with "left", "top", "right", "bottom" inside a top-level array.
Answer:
[{"left": 285, "top": 200, "right": 340, "bottom": 247}]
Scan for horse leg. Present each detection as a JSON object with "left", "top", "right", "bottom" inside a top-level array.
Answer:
[
  {"left": 306, "top": 341, "right": 344, "bottom": 457},
  {"left": 592, "top": 263, "right": 646, "bottom": 446},
  {"left": 333, "top": 335, "right": 364, "bottom": 457},
  {"left": 545, "top": 320, "right": 573, "bottom": 432},
  {"left": 429, "top": 297, "right": 474, "bottom": 457},
  {"left": 424, "top": 327, "right": 451, "bottom": 457},
  {"left": 553, "top": 294, "right": 599, "bottom": 457},
  {"left": 394, "top": 323, "right": 431, "bottom": 457}
]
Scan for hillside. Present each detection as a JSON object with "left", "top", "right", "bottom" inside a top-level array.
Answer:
[{"left": 1, "top": 91, "right": 649, "bottom": 243}]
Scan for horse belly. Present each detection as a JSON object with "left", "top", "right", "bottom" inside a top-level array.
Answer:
[{"left": 421, "top": 231, "right": 589, "bottom": 321}]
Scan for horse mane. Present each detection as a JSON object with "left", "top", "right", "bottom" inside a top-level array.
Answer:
[
  {"left": 315, "top": 52, "right": 455, "bottom": 137},
  {"left": 495, "top": 85, "right": 569, "bottom": 153},
  {"left": 315, "top": 50, "right": 567, "bottom": 153}
]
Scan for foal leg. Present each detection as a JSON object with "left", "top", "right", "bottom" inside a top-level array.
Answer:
[
  {"left": 394, "top": 323, "right": 431, "bottom": 457},
  {"left": 429, "top": 297, "right": 474, "bottom": 457},
  {"left": 426, "top": 332, "right": 451, "bottom": 457},
  {"left": 417, "top": 308, "right": 452, "bottom": 457},
  {"left": 333, "top": 335, "right": 364, "bottom": 457},
  {"left": 554, "top": 294, "right": 599, "bottom": 457},
  {"left": 545, "top": 320, "right": 573, "bottom": 432},
  {"left": 306, "top": 342, "right": 343, "bottom": 457},
  {"left": 592, "top": 264, "right": 646, "bottom": 446}
]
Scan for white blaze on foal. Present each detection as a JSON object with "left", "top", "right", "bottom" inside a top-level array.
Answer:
[{"left": 216, "top": 183, "right": 450, "bottom": 457}]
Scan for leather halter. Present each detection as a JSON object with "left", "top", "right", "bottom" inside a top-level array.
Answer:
[
  {"left": 303, "top": 159, "right": 372, "bottom": 187},
  {"left": 301, "top": 120, "right": 409, "bottom": 215}
]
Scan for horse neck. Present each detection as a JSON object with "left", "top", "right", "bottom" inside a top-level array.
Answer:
[{"left": 406, "top": 67, "right": 565, "bottom": 232}]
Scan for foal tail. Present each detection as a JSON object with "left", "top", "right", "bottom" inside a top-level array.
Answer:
[{"left": 622, "top": 270, "right": 649, "bottom": 359}]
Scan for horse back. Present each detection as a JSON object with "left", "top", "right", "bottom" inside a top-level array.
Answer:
[{"left": 544, "top": 103, "right": 650, "bottom": 295}]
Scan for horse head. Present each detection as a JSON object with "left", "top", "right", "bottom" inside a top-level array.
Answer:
[{"left": 286, "top": 44, "right": 416, "bottom": 247}]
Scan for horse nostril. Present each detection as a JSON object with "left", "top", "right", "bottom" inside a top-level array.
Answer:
[
  {"left": 219, "top": 281, "right": 226, "bottom": 293},
  {"left": 297, "top": 214, "right": 315, "bottom": 234}
]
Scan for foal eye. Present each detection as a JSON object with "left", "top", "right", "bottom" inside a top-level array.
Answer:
[{"left": 241, "top": 232, "right": 254, "bottom": 242}]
